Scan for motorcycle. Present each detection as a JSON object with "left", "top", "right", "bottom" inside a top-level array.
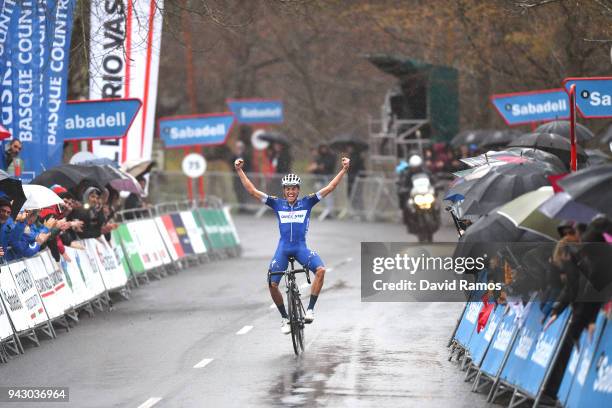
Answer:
[{"left": 401, "top": 172, "right": 441, "bottom": 242}]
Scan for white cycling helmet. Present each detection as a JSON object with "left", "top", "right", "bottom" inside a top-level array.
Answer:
[
  {"left": 408, "top": 154, "right": 423, "bottom": 168},
  {"left": 281, "top": 173, "right": 301, "bottom": 187}
]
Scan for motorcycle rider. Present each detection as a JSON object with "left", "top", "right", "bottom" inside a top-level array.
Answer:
[{"left": 397, "top": 154, "right": 429, "bottom": 226}]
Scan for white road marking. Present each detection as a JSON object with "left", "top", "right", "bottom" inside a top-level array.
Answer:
[
  {"left": 270, "top": 303, "right": 276, "bottom": 309},
  {"left": 193, "top": 358, "right": 214, "bottom": 369},
  {"left": 236, "top": 325, "right": 253, "bottom": 335},
  {"left": 137, "top": 397, "right": 162, "bottom": 408},
  {"left": 300, "top": 282, "right": 309, "bottom": 289}
]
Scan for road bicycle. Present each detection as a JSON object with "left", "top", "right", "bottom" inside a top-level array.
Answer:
[{"left": 269, "top": 256, "right": 310, "bottom": 355}]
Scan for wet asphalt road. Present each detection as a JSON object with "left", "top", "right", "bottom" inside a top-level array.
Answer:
[{"left": 1, "top": 214, "right": 489, "bottom": 408}]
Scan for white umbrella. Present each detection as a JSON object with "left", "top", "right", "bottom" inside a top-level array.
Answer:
[{"left": 22, "top": 184, "right": 64, "bottom": 210}]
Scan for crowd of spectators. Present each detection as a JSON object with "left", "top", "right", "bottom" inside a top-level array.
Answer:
[
  {"left": 475, "top": 215, "right": 612, "bottom": 398},
  {"left": 0, "top": 183, "right": 121, "bottom": 264}
]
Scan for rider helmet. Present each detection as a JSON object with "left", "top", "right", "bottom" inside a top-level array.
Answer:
[
  {"left": 408, "top": 155, "right": 423, "bottom": 168},
  {"left": 281, "top": 173, "right": 301, "bottom": 187}
]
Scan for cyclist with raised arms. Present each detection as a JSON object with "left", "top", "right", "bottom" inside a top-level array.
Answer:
[{"left": 234, "top": 156, "right": 350, "bottom": 334}]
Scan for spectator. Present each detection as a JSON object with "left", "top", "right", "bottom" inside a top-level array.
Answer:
[
  {"left": 0, "top": 198, "right": 20, "bottom": 258},
  {"left": 269, "top": 142, "right": 292, "bottom": 174},
  {"left": 3, "top": 139, "right": 23, "bottom": 176},
  {"left": 68, "top": 187, "right": 106, "bottom": 239}
]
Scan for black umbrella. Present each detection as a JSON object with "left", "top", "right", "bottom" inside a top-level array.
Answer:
[
  {"left": 450, "top": 130, "right": 489, "bottom": 148},
  {"left": 259, "top": 132, "right": 289, "bottom": 146},
  {"left": 0, "top": 170, "right": 26, "bottom": 218},
  {"left": 507, "top": 132, "right": 587, "bottom": 169},
  {"left": 453, "top": 212, "right": 552, "bottom": 275},
  {"left": 330, "top": 134, "right": 368, "bottom": 152},
  {"left": 505, "top": 147, "right": 568, "bottom": 172},
  {"left": 455, "top": 161, "right": 556, "bottom": 216},
  {"left": 479, "top": 130, "right": 521, "bottom": 150},
  {"left": 557, "top": 164, "right": 612, "bottom": 218},
  {"left": 535, "top": 120, "right": 594, "bottom": 143},
  {"left": 31, "top": 164, "right": 107, "bottom": 190},
  {"left": 585, "top": 149, "right": 611, "bottom": 166}
]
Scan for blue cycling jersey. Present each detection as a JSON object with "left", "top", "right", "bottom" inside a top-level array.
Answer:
[{"left": 263, "top": 192, "right": 321, "bottom": 243}]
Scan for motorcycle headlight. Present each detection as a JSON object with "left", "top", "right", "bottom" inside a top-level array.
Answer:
[{"left": 414, "top": 193, "right": 435, "bottom": 207}]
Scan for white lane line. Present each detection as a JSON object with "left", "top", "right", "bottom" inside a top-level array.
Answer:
[
  {"left": 137, "top": 397, "right": 162, "bottom": 408},
  {"left": 270, "top": 303, "right": 276, "bottom": 309},
  {"left": 193, "top": 358, "right": 214, "bottom": 369},
  {"left": 236, "top": 325, "right": 253, "bottom": 335}
]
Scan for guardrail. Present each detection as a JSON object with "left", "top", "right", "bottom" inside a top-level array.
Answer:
[
  {"left": 448, "top": 285, "right": 611, "bottom": 407},
  {"left": 0, "top": 197, "right": 241, "bottom": 364}
]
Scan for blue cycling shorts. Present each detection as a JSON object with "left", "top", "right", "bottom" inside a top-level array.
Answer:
[{"left": 268, "top": 241, "right": 324, "bottom": 284}]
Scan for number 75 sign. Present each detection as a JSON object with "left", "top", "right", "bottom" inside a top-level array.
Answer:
[{"left": 182, "top": 153, "right": 207, "bottom": 178}]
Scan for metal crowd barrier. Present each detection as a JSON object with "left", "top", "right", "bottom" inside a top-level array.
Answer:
[
  {"left": 0, "top": 196, "right": 241, "bottom": 364},
  {"left": 448, "top": 295, "right": 612, "bottom": 407}
]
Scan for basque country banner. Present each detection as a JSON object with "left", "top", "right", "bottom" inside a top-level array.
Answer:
[
  {"left": 0, "top": 0, "right": 75, "bottom": 181},
  {"left": 89, "top": 0, "right": 164, "bottom": 164}
]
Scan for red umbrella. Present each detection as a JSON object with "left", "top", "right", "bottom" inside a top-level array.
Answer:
[{"left": 0, "top": 124, "right": 10, "bottom": 140}]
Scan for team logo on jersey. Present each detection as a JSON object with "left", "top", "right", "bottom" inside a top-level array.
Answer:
[{"left": 278, "top": 210, "right": 307, "bottom": 223}]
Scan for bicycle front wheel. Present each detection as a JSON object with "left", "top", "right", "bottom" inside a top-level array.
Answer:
[{"left": 287, "top": 285, "right": 303, "bottom": 355}]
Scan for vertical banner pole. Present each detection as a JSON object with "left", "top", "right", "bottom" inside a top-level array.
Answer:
[
  {"left": 184, "top": 148, "right": 193, "bottom": 200},
  {"left": 569, "top": 84, "right": 577, "bottom": 172}
]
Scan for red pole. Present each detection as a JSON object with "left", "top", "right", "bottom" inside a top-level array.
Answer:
[
  {"left": 184, "top": 148, "right": 193, "bottom": 200},
  {"left": 569, "top": 84, "right": 577, "bottom": 172},
  {"left": 71, "top": 141, "right": 79, "bottom": 153},
  {"left": 196, "top": 146, "right": 205, "bottom": 201},
  {"left": 530, "top": 122, "right": 537, "bottom": 132}
]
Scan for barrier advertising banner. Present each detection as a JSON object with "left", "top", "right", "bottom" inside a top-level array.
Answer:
[
  {"left": 155, "top": 216, "right": 181, "bottom": 261},
  {"left": 39, "top": 250, "right": 73, "bottom": 313},
  {"left": 115, "top": 224, "right": 145, "bottom": 276},
  {"left": 60, "top": 247, "right": 94, "bottom": 307},
  {"left": 126, "top": 220, "right": 163, "bottom": 270},
  {"left": 480, "top": 308, "right": 518, "bottom": 377},
  {"left": 179, "top": 211, "right": 207, "bottom": 254},
  {"left": 0, "top": 264, "right": 32, "bottom": 332},
  {"left": 170, "top": 213, "right": 194, "bottom": 256},
  {"left": 8, "top": 261, "right": 46, "bottom": 326},
  {"left": 469, "top": 305, "right": 504, "bottom": 367},
  {"left": 64, "top": 98, "right": 142, "bottom": 141},
  {"left": 84, "top": 238, "right": 128, "bottom": 291},
  {"left": 0, "top": 1, "right": 76, "bottom": 181},
  {"left": 111, "top": 230, "right": 133, "bottom": 279},
  {"left": 574, "top": 316, "right": 612, "bottom": 407},
  {"left": 25, "top": 256, "right": 63, "bottom": 319},
  {"left": 0, "top": 293, "right": 13, "bottom": 341},
  {"left": 500, "top": 305, "right": 571, "bottom": 396},
  {"left": 90, "top": 0, "right": 164, "bottom": 164}
]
